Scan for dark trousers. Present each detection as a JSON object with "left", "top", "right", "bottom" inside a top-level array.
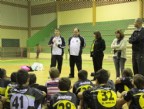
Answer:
[
  {"left": 132, "top": 53, "right": 144, "bottom": 75},
  {"left": 113, "top": 57, "right": 126, "bottom": 77},
  {"left": 69, "top": 55, "right": 82, "bottom": 77},
  {"left": 50, "top": 55, "right": 63, "bottom": 73},
  {"left": 92, "top": 55, "right": 104, "bottom": 73}
]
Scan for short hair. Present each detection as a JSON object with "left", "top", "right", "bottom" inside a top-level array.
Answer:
[
  {"left": 122, "top": 68, "right": 133, "bottom": 78},
  {"left": 95, "top": 69, "right": 110, "bottom": 84},
  {"left": 58, "top": 77, "right": 71, "bottom": 91},
  {"left": 135, "top": 18, "right": 143, "bottom": 24},
  {"left": 133, "top": 74, "right": 144, "bottom": 89},
  {"left": 17, "top": 69, "right": 29, "bottom": 85},
  {"left": 55, "top": 28, "right": 60, "bottom": 31},
  {"left": 93, "top": 31, "right": 102, "bottom": 39},
  {"left": 115, "top": 29, "right": 124, "bottom": 39},
  {"left": 74, "top": 28, "right": 80, "bottom": 32},
  {"left": 0, "top": 68, "right": 6, "bottom": 79},
  {"left": 29, "top": 73, "right": 36, "bottom": 85},
  {"left": 11, "top": 72, "right": 17, "bottom": 83},
  {"left": 78, "top": 70, "right": 88, "bottom": 80},
  {"left": 49, "top": 67, "right": 60, "bottom": 79}
]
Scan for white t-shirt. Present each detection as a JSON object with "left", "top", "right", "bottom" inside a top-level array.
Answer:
[
  {"left": 52, "top": 36, "right": 62, "bottom": 55},
  {"left": 70, "top": 37, "right": 81, "bottom": 56}
]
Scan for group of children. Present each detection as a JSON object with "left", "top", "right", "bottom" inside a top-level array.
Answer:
[{"left": 0, "top": 67, "right": 144, "bottom": 109}]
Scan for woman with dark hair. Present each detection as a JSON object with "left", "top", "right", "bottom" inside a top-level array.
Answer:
[
  {"left": 90, "top": 31, "right": 106, "bottom": 80},
  {"left": 111, "top": 29, "right": 127, "bottom": 78}
]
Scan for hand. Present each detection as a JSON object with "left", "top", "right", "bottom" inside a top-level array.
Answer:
[
  {"left": 52, "top": 39, "right": 56, "bottom": 43},
  {"left": 115, "top": 77, "right": 121, "bottom": 84},
  {"left": 48, "top": 44, "right": 52, "bottom": 47},
  {"left": 55, "top": 43, "right": 58, "bottom": 46},
  {"left": 42, "top": 91, "right": 46, "bottom": 97},
  {"left": 0, "top": 96, "right": 6, "bottom": 103}
]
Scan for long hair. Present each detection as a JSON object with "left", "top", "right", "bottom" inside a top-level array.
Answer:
[
  {"left": 93, "top": 31, "right": 102, "bottom": 39},
  {"left": 115, "top": 29, "right": 124, "bottom": 40}
]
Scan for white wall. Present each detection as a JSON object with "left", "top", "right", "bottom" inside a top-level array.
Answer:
[
  {"left": 31, "top": 13, "right": 56, "bottom": 27},
  {"left": 96, "top": 1, "right": 139, "bottom": 22},
  {"left": 0, "top": 4, "right": 28, "bottom": 27},
  {"left": 0, "top": 4, "right": 28, "bottom": 47},
  {"left": 0, "top": 29, "right": 27, "bottom": 47},
  {"left": 31, "top": 1, "right": 57, "bottom": 36},
  {"left": 58, "top": 1, "right": 139, "bottom": 26},
  {"left": 31, "top": 1, "right": 55, "bottom": 5},
  {"left": 9, "top": 1, "right": 28, "bottom": 5},
  {"left": 31, "top": 30, "right": 40, "bottom": 36}
]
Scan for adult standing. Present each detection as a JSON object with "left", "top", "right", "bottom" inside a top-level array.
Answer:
[
  {"left": 129, "top": 18, "right": 144, "bottom": 75},
  {"left": 90, "top": 31, "right": 105, "bottom": 80},
  {"left": 111, "top": 30, "right": 127, "bottom": 78},
  {"left": 68, "top": 28, "right": 86, "bottom": 78},
  {"left": 48, "top": 28, "right": 65, "bottom": 73}
]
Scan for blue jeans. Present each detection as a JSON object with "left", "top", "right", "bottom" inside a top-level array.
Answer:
[{"left": 113, "top": 57, "right": 126, "bottom": 77}]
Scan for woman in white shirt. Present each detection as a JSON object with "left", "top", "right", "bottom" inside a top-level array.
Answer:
[{"left": 111, "top": 30, "right": 127, "bottom": 78}]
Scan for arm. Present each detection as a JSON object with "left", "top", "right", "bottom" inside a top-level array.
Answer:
[
  {"left": 116, "top": 98, "right": 127, "bottom": 109},
  {"left": 68, "top": 37, "right": 71, "bottom": 50},
  {"left": 114, "top": 39, "right": 127, "bottom": 50},
  {"left": 34, "top": 89, "right": 44, "bottom": 108},
  {"left": 68, "top": 37, "right": 71, "bottom": 46},
  {"left": 97, "top": 39, "right": 106, "bottom": 52},
  {"left": 129, "top": 30, "right": 144, "bottom": 44},
  {"left": 80, "top": 36, "right": 86, "bottom": 48},
  {"left": 78, "top": 90, "right": 91, "bottom": 109},
  {"left": 117, "top": 91, "right": 133, "bottom": 109},
  {"left": 72, "top": 84, "right": 77, "bottom": 94},
  {"left": 111, "top": 39, "right": 117, "bottom": 49},
  {"left": 57, "top": 37, "right": 66, "bottom": 49},
  {"left": 48, "top": 37, "right": 54, "bottom": 47}
]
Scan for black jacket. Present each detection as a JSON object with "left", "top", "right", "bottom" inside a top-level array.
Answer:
[
  {"left": 129, "top": 27, "right": 144, "bottom": 54},
  {"left": 90, "top": 38, "right": 106, "bottom": 57}
]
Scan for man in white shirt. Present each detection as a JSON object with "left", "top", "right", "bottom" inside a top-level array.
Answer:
[
  {"left": 48, "top": 28, "right": 65, "bottom": 73},
  {"left": 68, "top": 28, "right": 86, "bottom": 78}
]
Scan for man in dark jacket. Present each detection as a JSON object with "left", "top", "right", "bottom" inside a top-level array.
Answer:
[
  {"left": 68, "top": 28, "right": 86, "bottom": 78},
  {"left": 129, "top": 18, "right": 144, "bottom": 75},
  {"left": 48, "top": 28, "right": 65, "bottom": 73}
]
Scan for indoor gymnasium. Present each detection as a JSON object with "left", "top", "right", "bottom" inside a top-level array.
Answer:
[{"left": 0, "top": 0, "right": 144, "bottom": 109}]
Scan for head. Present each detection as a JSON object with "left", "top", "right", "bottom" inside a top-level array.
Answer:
[
  {"left": 54, "top": 28, "right": 60, "bottom": 36},
  {"left": 0, "top": 68, "right": 6, "bottom": 79},
  {"left": 49, "top": 67, "right": 60, "bottom": 79},
  {"left": 78, "top": 70, "right": 88, "bottom": 81},
  {"left": 115, "top": 29, "right": 124, "bottom": 39},
  {"left": 95, "top": 69, "right": 110, "bottom": 84},
  {"left": 133, "top": 74, "right": 144, "bottom": 89},
  {"left": 93, "top": 31, "right": 102, "bottom": 39},
  {"left": 73, "top": 28, "right": 80, "bottom": 36},
  {"left": 122, "top": 68, "right": 133, "bottom": 78},
  {"left": 134, "top": 18, "right": 143, "bottom": 29},
  {"left": 11, "top": 72, "right": 17, "bottom": 83},
  {"left": 58, "top": 77, "right": 71, "bottom": 91},
  {"left": 29, "top": 73, "right": 36, "bottom": 85},
  {"left": 17, "top": 69, "right": 29, "bottom": 86}
]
